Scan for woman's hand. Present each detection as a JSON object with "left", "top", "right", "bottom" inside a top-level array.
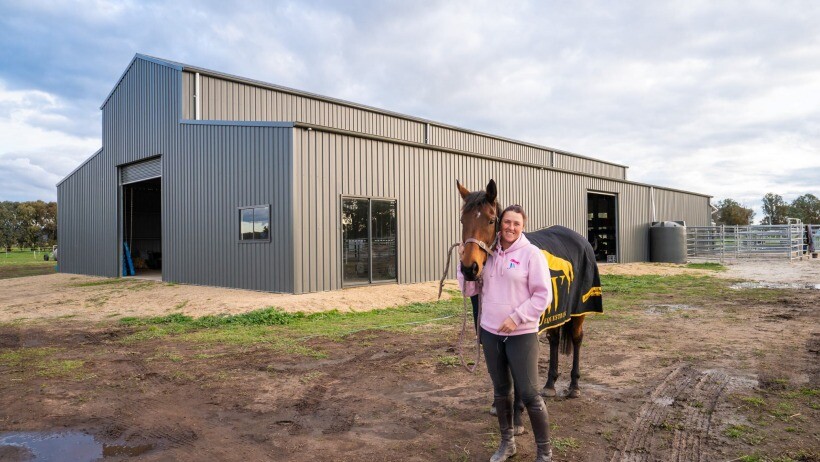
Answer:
[{"left": 498, "top": 317, "right": 517, "bottom": 334}]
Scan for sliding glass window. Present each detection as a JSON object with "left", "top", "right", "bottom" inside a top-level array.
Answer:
[{"left": 342, "top": 197, "right": 397, "bottom": 285}]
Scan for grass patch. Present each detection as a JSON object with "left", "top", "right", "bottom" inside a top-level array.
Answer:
[
  {"left": 550, "top": 436, "right": 580, "bottom": 453},
  {"left": 0, "top": 248, "right": 56, "bottom": 266},
  {"left": 0, "top": 347, "right": 86, "bottom": 379},
  {"left": 0, "top": 263, "right": 57, "bottom": 280},
  {"left": 72, "top": 278, "right": 129, "bottom": 287},
  {"left": 119, "top": 297, "right": 462, "bottom": 357},
  {"left": 685, "top": 262, "right": 727, "bottom": 271},
  {"left": 737, "top": 455, "right": 764, "bottom": 462},
  {"left": 438, "top": 355, "right": 460, "bottom": 367},
  {"left": 741, "top": 396, "right": 766, "bottom": 408},
  {"left": 724, "top": 424, "right": 763, "bottom": 444}
]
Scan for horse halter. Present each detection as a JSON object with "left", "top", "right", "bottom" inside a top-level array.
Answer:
[
  {"left": 459, "top": 203, "right": 501, "bottom": 258},
  {"left": 460, "top": 236, "right": 497, "bottom": 257}
]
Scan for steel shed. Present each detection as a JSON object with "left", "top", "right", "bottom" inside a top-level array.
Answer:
[{"left": 57, "top": 54, "right": 711, "bottom": 294}]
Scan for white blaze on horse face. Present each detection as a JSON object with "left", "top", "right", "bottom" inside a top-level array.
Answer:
[{"left": 475, "top": 211, "right": 481, "bottom": 219}]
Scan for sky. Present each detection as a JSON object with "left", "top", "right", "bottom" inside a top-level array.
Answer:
[{"left": 1, "top": 0, "right": 818, "bottom": 222}]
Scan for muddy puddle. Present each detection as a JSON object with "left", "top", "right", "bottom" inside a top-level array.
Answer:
[
  {"left": 729, "top": 281, "right": 820, "bottom": 290},
  {"left": 0, "top": 431, "right": 152, "bottom": 461}
]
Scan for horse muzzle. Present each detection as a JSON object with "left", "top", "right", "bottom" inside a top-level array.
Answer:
[{"left": 460, "top": 262, "right": 480, "bottom": 281}]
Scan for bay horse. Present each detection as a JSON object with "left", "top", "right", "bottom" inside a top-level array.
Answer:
[{"left": 457, "top": 179, "right": 603, "bottom": 398}]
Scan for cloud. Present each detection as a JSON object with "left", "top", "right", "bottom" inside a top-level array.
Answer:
[
  {"left": 0, "top": 81, "right": 99, "bottom": 201},
  {"left": 0, "top": 0, "right": 818, "bottom": 214}
]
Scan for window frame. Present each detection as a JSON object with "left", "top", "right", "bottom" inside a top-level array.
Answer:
[
  {"left": 340, "top": 195, "right": 398, "bottom": 287},
  {"left": 237, "top": 204, "right": 272, "bottom": 244}
]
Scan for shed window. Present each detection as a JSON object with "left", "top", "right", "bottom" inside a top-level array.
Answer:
[{"left": 239, "top": 205, "right": 270, "bottom": 241}]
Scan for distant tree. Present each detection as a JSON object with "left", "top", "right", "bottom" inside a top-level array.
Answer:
[
  {"left": 0, "top": 202, "right": 20, "bottom": 251},
  {"left": 714, "top": 199, "right": 755, "bottom": 225},
  {"left": 789, "top": 194, "right": 820, "bottom": 224},
  {"left": 16, "top": 202, "right": 38, "bottom": 248},
  {"left": 761, "top": 193, "right": 788, "bottom": 224}
]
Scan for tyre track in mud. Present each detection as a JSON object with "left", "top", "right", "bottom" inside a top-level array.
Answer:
[
  {"left": 610, "top": 364, "right": 728, "bottom": 462},
  {"left": 95, "top": 339, "right": 200, "bottom": 453}
]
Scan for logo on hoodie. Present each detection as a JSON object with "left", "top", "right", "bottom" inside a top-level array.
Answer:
[{"left": 508, "top": 258, "right": 520, "bottom": 269}]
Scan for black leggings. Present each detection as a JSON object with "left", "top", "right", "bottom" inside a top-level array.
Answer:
[{"left": 480, "top": 328, "right": 542, "bottom": 405}]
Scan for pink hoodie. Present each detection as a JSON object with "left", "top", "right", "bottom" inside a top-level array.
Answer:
[{"left": 458, "top": 233, "right": 553, "bottom": 336}]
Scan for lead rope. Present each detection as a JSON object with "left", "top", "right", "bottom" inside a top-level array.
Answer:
[
  {"left": 438, "top": 241, "right": 484, "bottom": 373},
  {"left": 457, "top": 277, "right": 482, "bottom": 373}
]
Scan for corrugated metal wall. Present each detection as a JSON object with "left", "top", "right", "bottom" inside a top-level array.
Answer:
[
  {"left": 653, "top": 188, "right": 710, "bottom": 225},
  {"left": 292, "top": 127, "right": 710, "bottom": 292},
  {"left": 183, "top": 71, "right": 627, "bottom": 181},
  {"left": 59, "top": 56, "right": 709, "bottom": 295},
  {"left": 59, "top": 57, "right": 295, "bottom": 292},
  {"left": 195, "top": 74, "right": 426, "bottom": 142},
  {"left": 57, "top": 148, "right": 119, "bottom": 276},
  {"left": 165, "top": 123, "right": 294, "bottom": 292},
  {"left": 554, "top": 152, "right": 627, "bottom": 180}
]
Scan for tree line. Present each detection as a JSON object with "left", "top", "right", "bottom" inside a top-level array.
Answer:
[
  {"left": 714, "top": 193, "right": 820, "bottom": 226},
  {"left": 0, "top": 201, "right": 57, "bottom": 251}
]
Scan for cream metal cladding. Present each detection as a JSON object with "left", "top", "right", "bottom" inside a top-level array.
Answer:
[
  {"left": 291, "top": 127, "right": 709, "bottom": 293},
  {"left": 180, "top": 71, "right": 627, "bottom": 181}
]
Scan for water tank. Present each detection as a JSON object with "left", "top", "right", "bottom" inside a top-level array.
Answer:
[{"left": 650, "top": 221, "right": 687, "bottom": 263}]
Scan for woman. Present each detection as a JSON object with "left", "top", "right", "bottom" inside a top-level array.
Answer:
[{"left": 459, "top": 204, "right": 553, "bottom": 462}]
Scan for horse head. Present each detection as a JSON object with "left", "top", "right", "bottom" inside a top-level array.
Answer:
[{"left": 457, "top": 179, "right": 500, "bottom": 281}]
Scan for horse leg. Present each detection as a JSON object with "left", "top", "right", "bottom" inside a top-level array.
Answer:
[
  {"left": 540, "top": 328, "right": 560, "bottom": 397},
  {"left": 567, "top": 316, "right": 585, "bottom": 399}
]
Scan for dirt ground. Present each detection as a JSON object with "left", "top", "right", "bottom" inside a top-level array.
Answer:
[{"left": 0, "top": 261, "right": 818, "bottom": 461}]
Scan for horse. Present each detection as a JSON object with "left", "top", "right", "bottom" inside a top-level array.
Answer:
[{"left": 457, "top": 179, "right": 603, "bottom": 398}]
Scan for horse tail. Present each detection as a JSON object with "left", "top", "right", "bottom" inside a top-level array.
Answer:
[{"left": 560, "top": 321, "right": 573, "bottom": 356}]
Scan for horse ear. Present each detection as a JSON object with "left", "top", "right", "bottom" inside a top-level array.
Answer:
[
  {"left": 486, "top": 179, "right": 497, "bottom": 203},
  {"left": 456, "top": 180, "right": 470, "bottom": 200}
]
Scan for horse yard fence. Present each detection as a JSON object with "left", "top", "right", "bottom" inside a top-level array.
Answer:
[{"left": 686, "top": 220, "right": 809, "bottom": 261}]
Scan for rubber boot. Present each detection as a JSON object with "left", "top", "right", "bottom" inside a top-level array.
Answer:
[
  {"left": 513, "top": 398, "right": 526, "bottom": 436},
  {"left": 490, "top": 395, "right": 517, "bottom": 462},
  {"left": 526, "top": 396, "right": 552, "bottom": 462}
]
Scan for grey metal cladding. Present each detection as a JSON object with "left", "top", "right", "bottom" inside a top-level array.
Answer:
[
  {"left": 120, "top": 157, "right": 162, "bottom": 184},
  {"left": 182, "top": 71, "right": 627, "bottom": 181},
  {"left": 166, "top": 124, "right": 294, "bottom": 293},
  {"left": 60, "top": 56, "right": 294, "bottom": 292},
  {"left": 57, "top": 148, "right": 118, "bottom": 277},
  {"left": 291, "top": 128, "right": 708, "bottom": 292}
]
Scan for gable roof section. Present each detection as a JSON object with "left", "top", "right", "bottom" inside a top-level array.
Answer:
[{"left": 99, "top": 54, "right": 183, "bottom": 110}]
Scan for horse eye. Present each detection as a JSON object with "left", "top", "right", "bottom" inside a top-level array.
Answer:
[{"left": 488, "top": 219, "right": 495, "bottom": 225}]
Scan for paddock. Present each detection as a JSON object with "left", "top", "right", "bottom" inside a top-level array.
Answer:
[{"left": 1, "top": 261, "right": 817, "bottom": 461}]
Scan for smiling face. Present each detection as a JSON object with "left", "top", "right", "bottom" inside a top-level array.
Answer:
[{"left": 500, "top": 211, "right": 525, "bottom": 249}]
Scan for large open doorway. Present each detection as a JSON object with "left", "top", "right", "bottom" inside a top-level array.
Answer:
[
  {"left": 587, "top": 192, "right": 618, "bottom": 262},
  {"left": 122, "top": 177, "right": 162, "bottom": 279}
]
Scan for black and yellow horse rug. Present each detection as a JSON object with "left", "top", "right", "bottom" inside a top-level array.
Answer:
[{"left": 525, "top": 225, "right": 603, "bottom": 332}]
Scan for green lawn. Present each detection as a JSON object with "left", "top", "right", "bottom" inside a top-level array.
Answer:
[{"left": 0, "top": 248, "right": 58, "bottom": 279}]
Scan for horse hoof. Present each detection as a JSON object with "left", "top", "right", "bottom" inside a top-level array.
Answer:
[
  {"left": 489, "top": 404, "right": 497, "bottom": 416},
  {"left": 540, "top": 387, "right": 556, "bottom": 397},
  {"left": 514, "top": 425, "right": 527, "bottom": 436},
  {"left": 566, "top": 388, "right": 581, "bottom": 399}
]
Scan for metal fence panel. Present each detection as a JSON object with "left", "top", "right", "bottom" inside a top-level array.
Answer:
[{"left": 687, "top": 222, "right": 806, "bottom": 261}]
